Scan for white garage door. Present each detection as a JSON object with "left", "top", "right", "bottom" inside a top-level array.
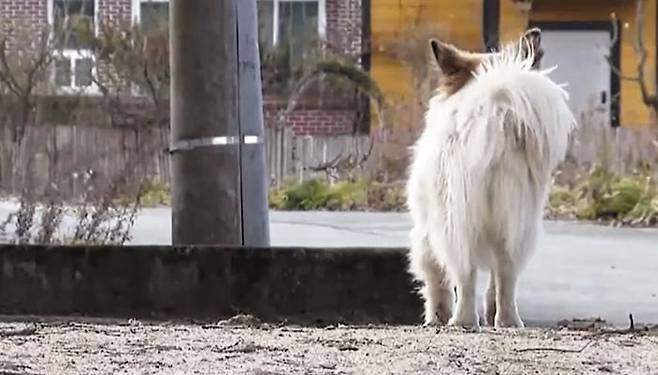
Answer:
[{"left": 539, "top": 30, "right": 612, "bottom": 125}]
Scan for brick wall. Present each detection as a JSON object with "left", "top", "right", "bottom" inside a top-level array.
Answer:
[
  {"left": 264, "top": 102, "right": 356, "bottom": 135},
  {"left": 271, "top": 0, "right": 364, "bottom": 135},
  {"left": 0, "top": 0, "right": 365, "bottom": 50},
  {"left": 0, "top": 0, "right": 131, "bottom": 25},
  {"left": 0, "top": 0, "right": 366, "bottom": 136},
  {"left": 326, "top": 0, "right": 363, "bottom": 58},
  {"left": 98, "top": 0, "right": 131, "bottom": 25},
  {"left": 0, "top": 0, "right": 47, "bottom": 31},
  {"left": 0, "top": 0, "right": 138, "bottom": 45}
]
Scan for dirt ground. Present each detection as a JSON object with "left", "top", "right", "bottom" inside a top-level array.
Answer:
[{"left": 0, "top": 315, "right": 657, "bottom": 375}]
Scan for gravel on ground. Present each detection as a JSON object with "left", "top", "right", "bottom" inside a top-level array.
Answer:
[{"left": 1, "top": 315, "right": 657, "bottom": 374}]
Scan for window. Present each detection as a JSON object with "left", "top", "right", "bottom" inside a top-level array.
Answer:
[
  {"left": 52, "top": 0, "right": 95, "bottom": 49},
  {"left": 132, "top": 0, "right": 169, "bottom": 35},
  {"left": 49, "top": 0, "right": 98, "bottom": 94},
  {"left": 258, "top": 0, "right": 326, "bottom": 64},
  {"left": 54, "top": 51, "right": 94, "bottom": 87},
  {"left": 131, "top": 0, "right": 170, "bottom": 99}
]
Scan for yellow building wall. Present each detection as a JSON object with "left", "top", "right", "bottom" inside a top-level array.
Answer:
[
  {"left": 500, "top": 0, "right": 527, "bottom": 43},
  {"left": 500, "top": 0, "right": 657, "bottom": 128},
  {"left": 370, "top": 0, "right": 657, "bottom": 129},
  {"left": 370, "top": 0, "right": 483, "bottom": 129}
]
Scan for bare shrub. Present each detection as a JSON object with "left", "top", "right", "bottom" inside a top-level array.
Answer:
[
  {"left": 606, "top": 2, "right": 658, "bottom": 113},
  {"left": 0, "top": 21, "right": 56, "bottom": 194},
  {"left": 0, "top": 21, "right": 170, "bottom": 245}
]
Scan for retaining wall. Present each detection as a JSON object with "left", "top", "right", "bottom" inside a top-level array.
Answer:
[{"left": 0, "top": 245, "right": 422, "bottom": 325}]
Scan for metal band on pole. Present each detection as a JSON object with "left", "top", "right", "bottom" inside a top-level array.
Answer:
[
  {"left": 243, "top": 135, "right": 263, "bottom": 144},
  {"left": 169, "top": 135, "right": 263, "bottom": 153}
]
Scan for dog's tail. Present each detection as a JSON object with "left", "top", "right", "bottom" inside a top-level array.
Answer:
[{"left": 464, "top": 45, "right": 577, "bottom": 172}]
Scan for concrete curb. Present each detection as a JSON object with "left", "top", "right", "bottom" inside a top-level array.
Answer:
[{"left": 0, "top": 245, "right": 422, "bottom": 325}]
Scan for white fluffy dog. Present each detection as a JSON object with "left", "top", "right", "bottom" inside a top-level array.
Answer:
[{"left": 406, "top": 29, "right": 576, "bottom": 329}]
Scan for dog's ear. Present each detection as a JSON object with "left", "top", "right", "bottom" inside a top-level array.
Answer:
[
  {"left": 429, "top": 38, "right": 471, "bottom": 75},
  {"left": 521, "top": 27, "right": 543, "bottom": 68}
]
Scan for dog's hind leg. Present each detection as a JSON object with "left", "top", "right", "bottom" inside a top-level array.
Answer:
[
  {"left": 491, "top": 225, "right": 537, "bottom": 328},
  {"left": 491, "top": 254, "right": 524, "bottom": 328},
  {"left": 408, "top": 227, "right": 454, "bottom": 326},
  {"left": 484, "top": 270, "right": 496, "bottom": 326},
  {"left": 447, "top": 264, "right": 479, "bottom": 329}
]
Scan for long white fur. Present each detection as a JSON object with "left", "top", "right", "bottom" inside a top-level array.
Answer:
[{"left": 406, "top": 42, "right": 576, "bottom": 328}]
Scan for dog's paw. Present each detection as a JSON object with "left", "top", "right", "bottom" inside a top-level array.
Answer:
[
  {"left": 448, "top": 311, "right": 480, "bottom": 332},
  {"left": 422, "top": 316, "right": 439, "bottom": 327},
  {"left": 423, "top": 312, "right": 449, "bottom": 327},
  {"left": 423, "top": 301, "right": 453, "bottom": 327},
  {"left": 447, "top": 320, "right": 481, "bottom": 333},
  {"left": 494, "top": 312, "right": 525, "bottom": 328}
]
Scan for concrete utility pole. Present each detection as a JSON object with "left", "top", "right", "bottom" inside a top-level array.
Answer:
[
  {"left": 236, "top": 0, "right": 271, "bottom": 246},
  {"left": 170, "top": 0, "right": 270, "bottom": 246}
]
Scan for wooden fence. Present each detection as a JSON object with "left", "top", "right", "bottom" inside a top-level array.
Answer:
[
  {"left": 0, "top": 124, "right": 374, "bottom": 197},
  {"left": 0, "top": 115, "right": 656, "bottom": 198},
  {"left": 266, "top": 127, "right": 375, "bottom": 185},
  {"left": 0, "top": 124, "right": 170, "bottom": 197},
  {"left": 563, "top": 106, "right": 658, "bottom": 178}
]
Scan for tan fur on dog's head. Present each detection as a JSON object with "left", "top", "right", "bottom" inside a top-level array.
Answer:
[{"left": 429, "top": 28, "right": 543, "bottom": 96}]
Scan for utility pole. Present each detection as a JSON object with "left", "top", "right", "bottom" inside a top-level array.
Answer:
[
  {"left": 170, "top": 0, "right": 270, "bottom": 246},
  {"left": 236, "top": 0, "right": 270, "bottom": 247}
]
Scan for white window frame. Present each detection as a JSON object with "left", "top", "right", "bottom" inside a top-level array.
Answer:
[
  {"left": 47, "top": 0, "right": 100, "bottom": 95},
  {"left": 55, "top": 50, "right": 98, "bottom": 94},
  {"left": 259, "top": 0, "right": 327, "bottom": 46}
]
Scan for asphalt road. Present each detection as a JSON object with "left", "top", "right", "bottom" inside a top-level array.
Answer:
[
  {"left": 1, "top": 203, "right": 657, "bottom": 327},
  {"left": 269, "top": 211, "right": 658, "bottom": 328}
]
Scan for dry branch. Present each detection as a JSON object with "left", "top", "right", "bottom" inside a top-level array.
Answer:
[
  {"left": 514, "top": 340, "right": 593, "bottom": 354},
  {"left": 606, "top": 2, "right": 658, "bottom": 109},
  {"left": 275, "top": 58, "right": 384, "bottom": 182}
]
